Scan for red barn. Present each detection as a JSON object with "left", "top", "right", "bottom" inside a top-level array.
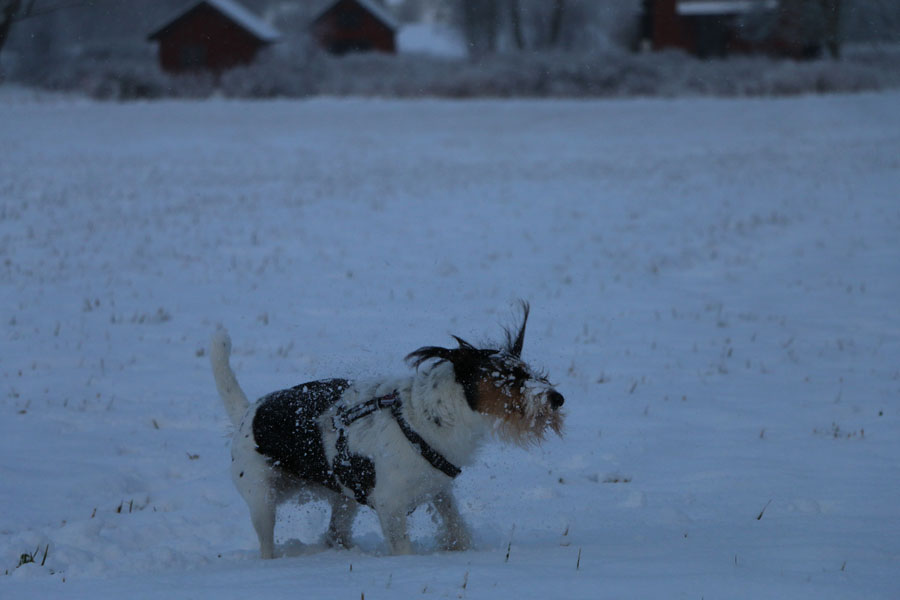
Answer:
[
  {"left": 642, "top": 0, "right": 780, "bottom": 58},
  {"left": 311, "top": 0, "right": 398, "bottom": 55},
  {"left": 148, "top": 0, "right": 280, "bottom": 74}
]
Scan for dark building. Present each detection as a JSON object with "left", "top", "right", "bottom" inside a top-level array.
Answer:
[
  {"left": 148, "top": 0, "right": 280, "bottom": 74},
  {"left": 640, "top": 0, "right": 839, "bottom": 59},
  {"left": 311, "top": 0, "right": 398, "bottom": 55},
  {"left": 641, "top": 0, "right": 780, "bottom": 58}
]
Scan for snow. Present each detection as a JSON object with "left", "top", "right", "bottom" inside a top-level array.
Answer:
[
  {"left": 149, "top": 0, "right": 281, "bottom": 43},
  {"left": 1, "top": 90, "right": 898, "bottom": 598}
]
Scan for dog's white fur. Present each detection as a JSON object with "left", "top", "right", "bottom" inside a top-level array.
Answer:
[{"left": 211, "top": 325, "right": 560, "bottom": 557}]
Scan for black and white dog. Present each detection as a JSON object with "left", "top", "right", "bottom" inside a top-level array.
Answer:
[{"left": 210, "top": 303, "right": 564, "bottom": 557}]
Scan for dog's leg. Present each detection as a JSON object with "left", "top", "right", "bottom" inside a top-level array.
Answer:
[
  {"left": 325, "top": 494, "right": 357, "bottom": 549},
  {"left": 434, "top": 490, "right": 471, "bottom": 551},
  {"left": 376, "top": 506, "right": 413, "bottom": 555},
  {"left": 248, "top": 496, "right": 277, "bottom": 559},
  {"left": 232, "top": 453, "right": 277, "bottom": 559}
]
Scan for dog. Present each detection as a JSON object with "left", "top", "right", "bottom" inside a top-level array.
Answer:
[{"left": 210, "top": 303, "right": 564, "bottom": 557}]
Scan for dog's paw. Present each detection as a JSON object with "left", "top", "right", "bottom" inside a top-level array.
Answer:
[
  {"left": 324, "top": 531, "right": 352, "bottom": 550},
  {"left": 438, "top": 529, "right": 471, "bottom": 552}
]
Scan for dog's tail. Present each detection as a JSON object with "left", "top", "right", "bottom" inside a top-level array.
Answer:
[{"left": 210, "top": 329, "right": 249, "bottom": 427}]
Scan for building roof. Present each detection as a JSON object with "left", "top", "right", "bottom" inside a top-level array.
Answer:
[
  {"left": 677, "top": 0, "right": 777, "bottom": 15},
  {"left": 313, "top": 0, "right": 400, "bottom": 32},
  {"left": 148, "top": 0, "right": 281, "bottom": 42}
]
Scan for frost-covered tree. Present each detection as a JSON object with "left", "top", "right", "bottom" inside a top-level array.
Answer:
[
  {"left": 1, "top": 0, "right": 188, "bottom": 81},
  {"left": 0, "top": 0, "right": 108, "bottom": 61},
  {"left": 450, "top": 0, "right": 640, "bottom": 55},
  {"left": 456, "top": 0, "right": 502, "bottom": 55},
  {"left": 0, "top": 1, "right": 63, "bottom": 80},
  {"left": 0, "top": 1, "right": 15, "bottom": 48},
  {"left": 843, "top": 0, "right": 900, "bottom": 42},
  {"left": 511, "top": 0, "right": 569, "bottom": 49},
  {"left": 1, "top": 1, "right": 27, "bottom": 66}
]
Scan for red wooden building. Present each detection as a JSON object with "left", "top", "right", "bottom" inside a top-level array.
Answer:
[
  {"left": 642, "top": 0, "right": 781, "bottom": 58},
  {"left": 148, "top": 0, "right": 280, "bottom": 74},
  {"left": 311, "top": 0, "right": 398, "bottom": 55}
]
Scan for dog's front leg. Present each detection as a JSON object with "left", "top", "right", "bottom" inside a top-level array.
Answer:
[
  {"left": 325, "top": 495, "right": 358, "bottom": 548},
  {"left": 434, "top": 490, "right": 471, "bottom": 551},
  {"left": 376, "top": 506, "right": 413, "bottom": 555}
]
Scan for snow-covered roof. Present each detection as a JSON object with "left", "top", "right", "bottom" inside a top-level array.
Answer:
[
  {"left": 677, "top": 0, "right": 777, "bottom": 15},
  {"left": 314, "top": 0, "right": 399, "bottom": 32},
  {"left": 149, "top": 0, "right": 281, "bottom": 43}
]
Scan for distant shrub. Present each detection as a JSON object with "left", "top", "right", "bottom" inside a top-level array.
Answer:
[
  {"left": 7, "top": 43, "right": 900, "bottom": 101},
  {"left": 11, "top": 53, "right": 217, "bottom": 100},
  {"left": 220, "top": 57, "right": 321, "bottom": 99}
]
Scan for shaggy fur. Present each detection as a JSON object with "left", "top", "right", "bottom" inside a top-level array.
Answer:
[{"left": 210, "top": 303, "right": 564, "bottom": 557}]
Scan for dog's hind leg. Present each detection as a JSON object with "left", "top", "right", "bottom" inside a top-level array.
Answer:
[
  {"left": 324, "top": 493, "right": 357, "bottom": 549},
  {"left": 248, "top": 494, "right": 277, "bottom": 559},
  {"left": 434, "top": 490, "right": 471, "bottom": 551},
  {"left": 232, "top": 449, "right": 278, "bottom": 559}
]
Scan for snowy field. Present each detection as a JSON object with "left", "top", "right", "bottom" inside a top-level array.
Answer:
[{"left": 1, "top": 89, "right": 898, "bottom": 599}]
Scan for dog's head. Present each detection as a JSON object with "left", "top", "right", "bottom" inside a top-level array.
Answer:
[{"left": 406, "top": 302, "right": 564, "bottom": 445}]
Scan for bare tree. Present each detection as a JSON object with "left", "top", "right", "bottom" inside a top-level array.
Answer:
[
  {"left": 509, "top": 0, "right": 525, "bottom": 50},
  {"left": 449, "top": 0, "right": 640, "bottom": 54},
  {"left": 507, "top": 0, "right": 620, "bottom": 52},
  {"left": 843, "top": 0, "right": 900, "bottom": 43},
  {"left": 820, "top": 0, "right": 841, "bottom": 58},
  {"left": 457, "top": 0, "right": 501, "bottom": 55},
  {"left": 505, "top": 0, "right": 568, "bottom": 51},
  {"left": 0, "top": 1, "right": 24, "bottom": 61},
  {"left": 547, "top": 0, "right": 566, "bottom": 48},
  {"left": 0, "top": 0, "right": 93, "bottom": 70}
]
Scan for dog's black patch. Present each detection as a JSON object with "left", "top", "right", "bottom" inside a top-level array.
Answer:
[
  {"left": 333, "top": 431, "right": 376, "bottom": 505},
  {"left": 252, "top": 379, "right": 350, "bottom": 493}
]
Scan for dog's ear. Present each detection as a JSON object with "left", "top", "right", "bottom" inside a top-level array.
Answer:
[
  {"left": 504, "top": 301, "right": 530, "bottom": 358},
  {"left": 453, "top": 336, "right": 498, "bottom": 363},
  {"left": 444, "top": 336, "right": 497, "bottom": 381},
  {"left": 405, "top": 345, "right": 454, "bottom": 370},
  {"left": 406, "top": 336, "right": 497, "bottom": 372}
]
